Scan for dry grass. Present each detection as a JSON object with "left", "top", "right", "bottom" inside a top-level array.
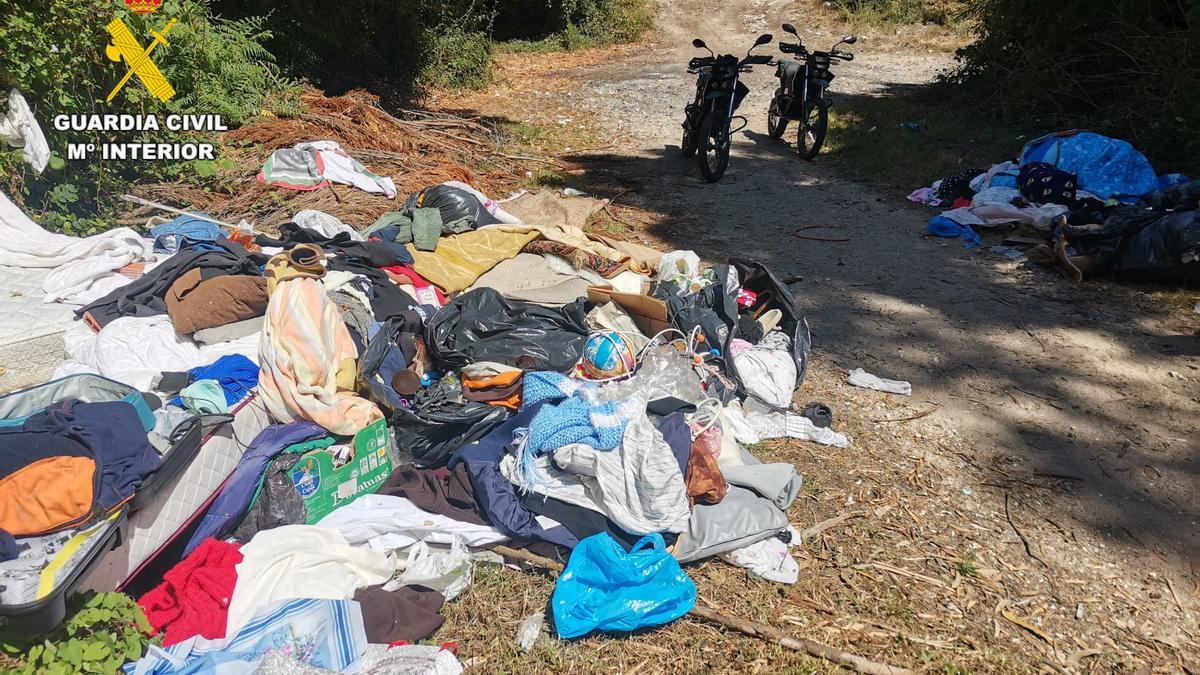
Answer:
[
  {"left": 795, "top": 0, "right": 974, "bottom": 54},
  {"left": 127, "top": 88, "right": 534, "bottom": 230}
]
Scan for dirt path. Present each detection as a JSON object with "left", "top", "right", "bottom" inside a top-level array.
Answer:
[{"left": 443, "top": 3, "right": 1199, "bottom": 671}]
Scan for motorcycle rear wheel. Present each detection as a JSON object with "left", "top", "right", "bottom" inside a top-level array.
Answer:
[
  {"left": 767, "top": 91, "right": 787, "bottom": 139},
  {"left": 680, "top": 106, "right": 700, "bottom": 157},
  {"left": 797, "top": 98, "right": 828, "bottom": 161},
  {"left": 698, "top": 113, "right": 731, "bottom": 182}
]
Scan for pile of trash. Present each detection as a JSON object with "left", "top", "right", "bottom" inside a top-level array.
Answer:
[
  {"left": 911, "top": 130, "right": 1199, "bottom": 283},
  {"left": 0, "top": 127, "right": 863, "bottom": 672}
]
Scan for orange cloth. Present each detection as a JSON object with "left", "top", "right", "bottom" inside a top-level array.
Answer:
[{"left": 461, "top": 370, "right": 522, "bottom": 410}]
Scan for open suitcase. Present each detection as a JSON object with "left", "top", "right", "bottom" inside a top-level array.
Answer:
[
  {"left": 81, "top": 394, "right": 271, "bottom": 596},
  {"left": 0, "top": 374, "right": 207, "bottom": 634}
]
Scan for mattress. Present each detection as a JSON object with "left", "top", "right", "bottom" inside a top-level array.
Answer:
[
  {"left": 81, "top": 393, "right": 272, "bottom": 591},
  {"left": 0, "top": 266, "right": 75, "bottom": 392}
]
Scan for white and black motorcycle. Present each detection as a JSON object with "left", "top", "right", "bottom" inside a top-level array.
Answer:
[{"left": 766, "top": 24, "right": 856, "bottom": 160}]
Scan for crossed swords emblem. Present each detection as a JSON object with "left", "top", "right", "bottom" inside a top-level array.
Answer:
[{"left": 105, "top": 17, "right": 178, "bottom": 103}]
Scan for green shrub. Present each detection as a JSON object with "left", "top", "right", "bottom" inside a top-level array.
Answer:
[
  {"left": 0, "top": 0, "right": 294, "bottom": 227},
  {"left": 493, "top": 0, "right": 653, "bottom": 50},
  {"left": 0, "top": 592, "right": 155, "bottom": 675},
  {"left": 421, "top": 27, "right": 494, "bottom": 90},
  {"left": 573, "top": 0, "right": 655, "bottom": 44},
  {"left": 950, "top": 0, "right": 1200, "bottom": 174}
]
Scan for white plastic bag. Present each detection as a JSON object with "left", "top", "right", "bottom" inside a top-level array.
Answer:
[
  {"left": 657, "top": 250, "right": 701, "bottom": 290},
  {"left": 1, "top": 89, "right": 49, "bottom": 173},
  {"left": 385, "top": 536, "right": 473, "bottom": 600}
]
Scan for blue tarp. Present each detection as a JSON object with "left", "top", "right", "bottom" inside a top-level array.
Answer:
[
  {"left": 1019, "top": 131, "right": 1160, "bottom": 200},
  {"left": 928, "top": 215, "right": 981, "bottom": 249}
]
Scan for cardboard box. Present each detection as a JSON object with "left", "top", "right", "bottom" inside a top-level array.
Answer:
[
  {"left": 587, "top": 286, "right": 670, "bottom": 335},
  {"left": 289, "top": 418, "right": 394, "bottom": 524}
]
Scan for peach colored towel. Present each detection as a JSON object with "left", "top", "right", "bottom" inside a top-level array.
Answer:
[{"left": 258, "top": 275, "right": 381, "bottom": 435}]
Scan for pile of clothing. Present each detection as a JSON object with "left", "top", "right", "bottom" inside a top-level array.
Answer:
[
  {"left": 910, "top": 131, "right": 1197, "bottom": 282},
  {"left": 0, "top": 160, "right": 850, "bottom": 673}
]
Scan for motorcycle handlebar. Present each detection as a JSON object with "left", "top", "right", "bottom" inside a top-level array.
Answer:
[{"left": 831, "top": 50, "right": 854, "bottom": 61}]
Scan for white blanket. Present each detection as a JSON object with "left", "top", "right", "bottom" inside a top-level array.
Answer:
[
  {"left": 0, "top": 190, "right": 149, "bottom": 303},
  {"left": 53, "top": 314, "right": 259, "bottom": 391}
]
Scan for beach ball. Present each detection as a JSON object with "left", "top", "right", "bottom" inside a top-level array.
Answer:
[{"left": 580, "top": 331, "right": 636, "bottom": 380}]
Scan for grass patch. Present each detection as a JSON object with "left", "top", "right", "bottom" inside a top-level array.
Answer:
[
  {"left": 804, "top": 477, "right": 823, "bottom": 497},
  {"left": 496, "top": 0, "right": 653, "bottom": 53},
  {"left": 953, "top": 550, "right": 978, "bottom": 577},
  {"left": 505, "top": 121, "right": 547, "bottom": 146},
  {"left": 586, "top": 211, "right": 630, "bottom": 236},
  {"left": 823, "top": 87, "right": 1048, "bottom": 194}
]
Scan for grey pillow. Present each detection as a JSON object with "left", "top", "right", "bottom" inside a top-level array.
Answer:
[{"left": 192, "top": 316, "right": 264, "bottom": 345}]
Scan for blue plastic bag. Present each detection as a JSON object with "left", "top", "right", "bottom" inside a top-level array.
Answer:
[{"left": 551, "top": 533, "right": 696, "bottom": 638}]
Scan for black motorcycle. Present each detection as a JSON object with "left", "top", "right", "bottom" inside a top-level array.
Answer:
[
  {"left": 767, "top": 24, "right": 856, "bottom": 160},
  {"left": 681, "top": 33, "right": 773, "bottom": 182}
]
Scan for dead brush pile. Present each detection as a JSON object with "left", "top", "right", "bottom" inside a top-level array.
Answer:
[{"left": 132, "top": 88, "right": 531, "bottom": 230}]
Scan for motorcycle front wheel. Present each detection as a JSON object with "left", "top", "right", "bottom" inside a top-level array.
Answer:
[
  {"left": 767, "top": 90, "right": 787, "bottom": 139},
  {"left": 797, "top": 98, "right": 829, "bottom": 161},
  {"left": 698, "top": 113, "right": 731, "bottom": 182}
]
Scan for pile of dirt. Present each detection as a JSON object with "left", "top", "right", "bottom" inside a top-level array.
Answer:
[{"left": 132, "top": 88, "right": 529, "bottom": 230}]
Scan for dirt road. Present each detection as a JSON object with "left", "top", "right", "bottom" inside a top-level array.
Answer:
[{"left": 444, "top": 1, "right": 1199, "bottom": 670}]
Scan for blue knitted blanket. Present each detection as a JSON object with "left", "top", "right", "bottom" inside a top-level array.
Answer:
[{"left": 521, "top": 372, "right": 633, "bottom": 455}]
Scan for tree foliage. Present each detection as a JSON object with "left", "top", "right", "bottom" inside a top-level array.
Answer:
[
  {"left": 950, "top": 0, "right": 1200, "bottom": 172},
  {"left": 0, "top": 0, "right": 295, "bottom": 229},
  {"left": 213, "top": 0, "right": 653, "bottom": 100}
]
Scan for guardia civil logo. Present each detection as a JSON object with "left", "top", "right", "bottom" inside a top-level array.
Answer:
[{"left": 105, "top": 0, "right": 177, "bottom": 103}]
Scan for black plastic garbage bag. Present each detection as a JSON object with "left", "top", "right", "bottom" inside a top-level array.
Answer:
[
  {"left": 358, "top": 311, "right": 424, "bottom": 411},
  {"left": 1062, "top": 179, "right": 1200, "bottom": 282},
  {"left": 1110, "top": 211, "right": 1200, "bottom": 281},
  {"left": 232, "top": 454, "right": 306, "bottom": 539},
  {"left": 402, "top": 185, "right": 501, "bottom": 229},
  {"left": 425, "top": 288, "right": 591, "bottom": 373},
  {"left": 392, "top": 377, "right": 509, "bottom": 467},
  {"left": 728, "top": 258, "right": 812, "bottom": 389}
]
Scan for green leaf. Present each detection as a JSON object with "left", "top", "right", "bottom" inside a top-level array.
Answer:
[
  {"left": 58, "top": 640, "right": 82, "bottom": 665},
  {"left": 81, "top": 641, "right": 109, "bottom": 661},
  {"left": 192, "top": 159, "right": 217, "bottom": 177},
  {"left": 48, "top": 153, "right": 66, "bottom": 171}
]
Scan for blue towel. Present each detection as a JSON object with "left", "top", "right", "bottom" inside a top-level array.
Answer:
[
  {"left": 928, "top": 215, "right": 981, "bottom": 249},
  {"left": 188, "top": 354, "right": 259, "bottom": 406}
]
